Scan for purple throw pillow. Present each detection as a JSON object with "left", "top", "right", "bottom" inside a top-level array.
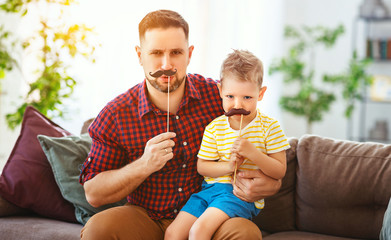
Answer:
[{"left": 0, "top": 106, "right": 77, "bottom": 222}]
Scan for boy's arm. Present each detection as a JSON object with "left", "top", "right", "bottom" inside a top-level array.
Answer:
[{"left": 231, "top": 137, "right": 286, "bottom": 180}]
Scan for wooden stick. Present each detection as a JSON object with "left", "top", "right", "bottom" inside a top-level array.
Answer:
[
  {"left": 233, "top": 114, "right": 243, "bottom": 185},
  {"left": 239, "top": 114, "right": 243, "bottom": 136},
  {"left": 167, "top": 76, "right": 170, "bottom": 133}
]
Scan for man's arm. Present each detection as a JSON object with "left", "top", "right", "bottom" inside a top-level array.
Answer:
[
  {"left": 232, "top": 169, "right": 282, "bottom": 202},
  {"left": 84, "top": 132, "right": 176, "bottom": 207}
]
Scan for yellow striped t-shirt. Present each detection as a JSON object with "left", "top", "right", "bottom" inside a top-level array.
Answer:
[{"left": 197, "top": 109, "right": 290, "bottom": 209}]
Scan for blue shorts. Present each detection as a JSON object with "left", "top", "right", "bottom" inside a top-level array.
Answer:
[{"left": 181, "top": 182, "right": 261, "bottom": 219}]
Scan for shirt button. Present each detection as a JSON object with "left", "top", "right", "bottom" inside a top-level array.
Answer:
[
  {"left": 183, "top": 142, "right": 188, "bottom": 146},
  {"left": 182, "top": 164, "right": 186, "bottom": 168},
  {"left": 88, "top": 158, "right": 91, "bottom": 162},
  {"left": 178, "top": 188, "right": 183, "bottom": 192},
  {"left": 176, "top": 115, "right": 180, "bottom": 120},
  {"left": 174, "top": 209, "right": 178, "bottom": 213}
]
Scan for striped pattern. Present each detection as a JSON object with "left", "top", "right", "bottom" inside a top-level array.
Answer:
[
  {"left": 79, "top": 74, "right": 224, "bottom": 220},
  {"left": 197, "top": 109, "right": 290, "bottom": 209}
]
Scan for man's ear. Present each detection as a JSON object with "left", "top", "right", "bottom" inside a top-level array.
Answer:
[
  {"left": 258, "top": 86, "right": 267, "bottom": 101},
  {"left": 135, "top": 46, "right": 142, "bottom": 65},
  {"left": 188, "top": 45, "right": 194, "bottom": 65}
]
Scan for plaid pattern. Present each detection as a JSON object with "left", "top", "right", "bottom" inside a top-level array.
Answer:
[{"left": 79, "top": 73, "right": 223, "bottom": 220}]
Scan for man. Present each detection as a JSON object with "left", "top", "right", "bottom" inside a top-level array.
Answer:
[{"left": 80, "top": 9, "right": 281, "bottom": 239}]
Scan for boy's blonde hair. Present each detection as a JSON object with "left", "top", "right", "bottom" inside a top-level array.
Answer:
[{"left": 220, "top": 49, "right": 264, "bottom": 88}]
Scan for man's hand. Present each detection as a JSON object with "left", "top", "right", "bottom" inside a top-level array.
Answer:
[
  {"left": 141, "top": 132, "right": 176, "bottom": 174},
  {"left": 232, "top": 169, "right": 281, "bottom": 202}
]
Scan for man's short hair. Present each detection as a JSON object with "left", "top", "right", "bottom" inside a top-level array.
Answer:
[
  {"left": 220, "top": 49, "right": 264, "bottom": 87},
  {"left": 139, "top": 9, "right": 189, "bottom": 41}
]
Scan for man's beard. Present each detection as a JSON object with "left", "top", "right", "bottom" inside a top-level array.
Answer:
[{"left": 146, "top": 74, "right": 186, "bottom": 93}]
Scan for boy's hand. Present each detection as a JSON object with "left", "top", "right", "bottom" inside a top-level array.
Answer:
[
  {"left": 229, "top": 152, "right": 244, "bottom": 172},
  {"left": 231, "top": 137, "right": 256, "bottom": 159}
]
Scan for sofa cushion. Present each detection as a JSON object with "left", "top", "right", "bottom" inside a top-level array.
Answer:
[
  {"left": 296, "top": 135, "right": 391, "bottom": 239},
  {"left": 0, "top": 106, "right": 76, "bottom": 222},
  {"left": 0, "top": 216, "right": 81, "bottom": 240},
  {"left": 263, "top": 231, "right": 355, "bottom": 239},
  {"left": 253, "top": 137, "right": 298, "bottom": 232},
  {"left": 0, "top": 194, "right": 30, "bottom": 216},
  {"left": 38, "top": 133, "right": 127, "bottom": 225}
]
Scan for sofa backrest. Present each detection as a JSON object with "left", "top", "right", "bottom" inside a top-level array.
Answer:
[{"left": 295, "top": 135, "right": 391, "bottom": 239}]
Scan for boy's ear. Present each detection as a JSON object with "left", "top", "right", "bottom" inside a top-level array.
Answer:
[
  {"left": 258, "top": 86, "right": 267, "bottom": 101},
  {"left": 217, "top": 82, "right": 223, "bottom": 97}
]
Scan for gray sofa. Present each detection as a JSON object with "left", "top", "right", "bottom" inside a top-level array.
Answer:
[{"left": 0, "top": 128, "right": 390, "bottom": 239}]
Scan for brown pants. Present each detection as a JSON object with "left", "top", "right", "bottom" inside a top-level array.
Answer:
[{"left": 80, "top": 203, "right": 262, "bottom": 240}]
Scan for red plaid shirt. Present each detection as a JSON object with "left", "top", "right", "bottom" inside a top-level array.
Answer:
[{"left": 80, "top": 73, "right": 223, "bottom": 220}]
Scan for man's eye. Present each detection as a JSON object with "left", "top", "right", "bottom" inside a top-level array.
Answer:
[
  {"left": 226, "top": 95, "right": 233, "bottom": 99},
  {"left": 172, "top": 50, "right": 182, "bottom": 55},
  {"left": 244, "top": 96, "right": 252, "bottom": 100}
]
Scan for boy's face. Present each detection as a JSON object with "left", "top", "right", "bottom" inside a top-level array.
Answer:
[
  {"left": 136, "top": 27, "right": 194, "bottom": 93},
  {"left": 219, "top": 75, "right": 266, "bottom": 123}
]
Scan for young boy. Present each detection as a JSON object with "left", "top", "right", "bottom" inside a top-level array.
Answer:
[{"left": 165, "top": 49, "right": 290, "bottom": 240}]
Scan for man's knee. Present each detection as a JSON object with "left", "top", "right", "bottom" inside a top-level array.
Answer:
[
  {"left": 81, "top": 204, "right": 162, "bottom": 240},
  {"left": 213, "top": 218, "right": 262, "bottom": 240},
  {"left": 81, "top": 210, "right": 118, "bottom": 240}
]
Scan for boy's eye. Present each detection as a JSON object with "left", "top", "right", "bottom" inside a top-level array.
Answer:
[
  {"left": 244, "top": 96, "right": 252, "bottom": 100},
  {"left": 226, "top": 95, "right": 234, "bottom": 99}
]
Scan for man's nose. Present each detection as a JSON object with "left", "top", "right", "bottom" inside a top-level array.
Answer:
[{"left": 161, "top": 54, "right": 172, "bottom": 70}]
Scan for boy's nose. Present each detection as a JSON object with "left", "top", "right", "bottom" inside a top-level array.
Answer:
[{"left": 234, "top": 99, "right": 243, "bottom": 109}]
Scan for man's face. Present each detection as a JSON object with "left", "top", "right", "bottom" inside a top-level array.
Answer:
[{"left": 136, "top": 27, "right": 194, "bottom": 93}]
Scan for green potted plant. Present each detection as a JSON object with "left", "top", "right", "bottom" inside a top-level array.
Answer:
[
  {"left": 269, "top": 24, "right": 345, "bottom": 133},
  {"left": 0, "top": 0, "right": 96, "bottom": 129},
  {"left": 323, "top": 51, "right": 373, "bottom": 118},
  {"left": 0, "top": 25, "right": 16, "bottom": 94}
]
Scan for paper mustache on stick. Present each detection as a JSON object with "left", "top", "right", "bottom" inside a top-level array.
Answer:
[
  {"left": 226, "top": 108, "right": 250, "bottom": 185},
  {"left": 148, "top": 68, "right": 177, "bottom": 133},
  {"left": 149, "top": 69, "right": 177, "bottom": 78},
  {"left": 224, "top": 108, "right": 251, "bottom": 117}
]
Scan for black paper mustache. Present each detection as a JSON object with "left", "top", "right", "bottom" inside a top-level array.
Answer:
[
  {"left": 149, "top": 69, "right": 177, "bottom": 78},
  {"left": 224, "top": 108, "right": 251, "bottom": 117}
]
